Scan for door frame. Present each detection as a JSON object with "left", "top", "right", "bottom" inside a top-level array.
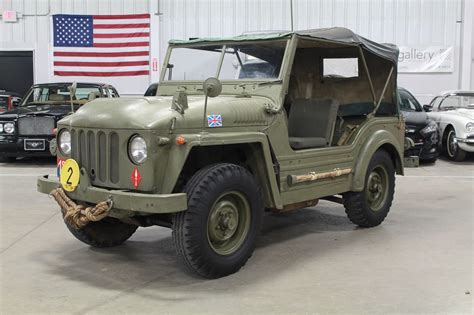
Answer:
[{"left": 0, "top": 48, "right": 36, "bottom": 85}]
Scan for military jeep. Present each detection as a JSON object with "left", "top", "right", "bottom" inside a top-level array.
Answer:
[{"left": 38, "top": 28, "right": 404, "bottom": 278}]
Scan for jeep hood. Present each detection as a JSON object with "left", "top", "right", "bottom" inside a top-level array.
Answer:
[{"left": 60, "top": 96, "right": 272, "bottom": 130}]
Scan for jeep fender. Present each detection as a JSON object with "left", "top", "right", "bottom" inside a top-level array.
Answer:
[
  {"left": 351, "top": 129, "right": 404, "bottom": 192},
  {"left": 161, "top": 132, "right": 283, "bottom": 209}
]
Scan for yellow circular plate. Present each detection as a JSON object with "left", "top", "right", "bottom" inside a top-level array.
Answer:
[{"left": 60, "top": 159, "right": 80, "bottom": 192}]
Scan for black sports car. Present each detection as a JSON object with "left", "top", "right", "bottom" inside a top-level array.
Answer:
[
  {"left": 398, "top": 87, "right": 439, "bottom": 162},
  {"left": 0, "top": 82, "right": 119, "bottom": 162}
]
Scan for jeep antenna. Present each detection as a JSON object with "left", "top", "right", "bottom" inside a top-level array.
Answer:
[{"left": 68, "top": 82, "right": 77, "bottom": 114}]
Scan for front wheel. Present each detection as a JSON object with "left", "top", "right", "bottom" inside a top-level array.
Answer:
[
  {"left": 63, "top": 214, "right": 138, "bottom": 248},
  {"left": 172, "top": 163, "right": 264, "bottom": 278},
  {"left": 445, "top": 128, "right": 466, "bottom": 162},
  {"left": 343, "top": 150, "right": 395, "bottom": 227}
]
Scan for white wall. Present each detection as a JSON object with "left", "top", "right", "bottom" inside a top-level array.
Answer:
[
  {"left": 1, "top": 0, "right": 473, "bottom": 100},
  {"left": 0, "top": 0, "right": 155, "bottom": 95},
  {"left": 157, "top": 0, "right": 473, "bottom": 104}
]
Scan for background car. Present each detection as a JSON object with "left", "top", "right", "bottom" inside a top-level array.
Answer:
[
  {"left": 144, "top": 83, "right": 158, "bottom": 96},
  {"left": 0, "top": 82, "right": 119, "bottom": 162},
  {"left": 398, "top": 87, "right": 439, "bottom": 163},
  {"left": 0, "top": 90, "right": 22, "bottom": 113},
  {"left": 424, "top": 91, "right": 474, "bottom": 161}
]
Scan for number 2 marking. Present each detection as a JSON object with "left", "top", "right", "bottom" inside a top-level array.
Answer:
[{"left": 66, "top": 167, "right": 73, "bottom": 185}]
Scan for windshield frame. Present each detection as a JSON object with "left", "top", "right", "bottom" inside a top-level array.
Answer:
[
  {"left": 438, "top": 93, "right": 474, "bottom": 111},
  {"left": 19, "top": 84, "right": 105, "bottom": 107},
  {"left": 159, "top": 39, "right": 291, "bottom": 84}
]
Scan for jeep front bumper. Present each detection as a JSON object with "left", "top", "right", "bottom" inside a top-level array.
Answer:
[{"left": 37, "top": 175, "right": 188, "bottom": 215}]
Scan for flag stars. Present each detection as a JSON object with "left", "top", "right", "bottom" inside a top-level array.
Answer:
[{"left": 54, "top": 15, "right": 93, "bottom": 47}]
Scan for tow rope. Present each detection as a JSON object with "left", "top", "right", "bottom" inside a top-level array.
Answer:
[{"left": 49, "top": 188, "right": 113, "bottom": 229}]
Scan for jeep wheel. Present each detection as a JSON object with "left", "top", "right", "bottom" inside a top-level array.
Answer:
[
  {"left": 172, "top": 163, "right": 264, "bottom": 278},
  {"left": 343, "top": 150, "right": 395, "bottom": 227},
  {"left": 445, "top": 128, "right": 466, "bottom": 162},
  {"left": 63, "top": 214, "right": 138, "bottom": 248}
]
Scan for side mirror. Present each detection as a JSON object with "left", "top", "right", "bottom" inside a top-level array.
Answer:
[
  {"left": 201, "top": 77, "right": 222, "bottom": 129},
  {"left": 203, "top": 77, "right": 222, "bottom": 98},
  {"left": 422, "top": 104, "right": 432, "bottom": 112}
]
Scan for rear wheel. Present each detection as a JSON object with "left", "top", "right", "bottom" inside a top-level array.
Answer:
[
  {"left": 172, "top": 163, "right": 264, "bottom": 278},
  {"left": 63, "top": 214, "right": 138, "bottom": 248},
  {"left": 445, "top": 128, "right": 466, "bottom": 162},
  {"left": 343, "top": 150, "right": 395, "bottom": 227}
]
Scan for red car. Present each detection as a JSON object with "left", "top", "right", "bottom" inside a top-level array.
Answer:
[{"left": 0, "top": 90, "right": 22, "bottom": 113}]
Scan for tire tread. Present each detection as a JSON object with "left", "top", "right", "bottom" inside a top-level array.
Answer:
[
  {"left": 173, "top": 163, "right": 263, "bottom": 278},
  {"left": 343, "top": 150, "right": 395, "bottom": 228}
]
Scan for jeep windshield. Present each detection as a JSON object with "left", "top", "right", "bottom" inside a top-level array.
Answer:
[
  {"left": 163, "top": 40, "right": 287, "bottom": 81},
  {"left": 20, "top": 85, "right": 103, "bottom": 106}
]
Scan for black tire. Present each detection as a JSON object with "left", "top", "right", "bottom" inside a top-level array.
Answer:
[
  {"left": 63, "top": 214, "right": 138, "bottom": 248},
  {"left": 343, "top": 150, "right": 395, "bottom": 228},
  {"left": 0, "top": 156, "right": 16, "bottom": 163},
  {"left": 172, "top": 163, "right": 264, "bottom": 279},
  {"left": 444, "top": 127, "right": 466, "bottom": 162},
  {"left": 420, "top": 156, "right": 437, "bottom": 164}
]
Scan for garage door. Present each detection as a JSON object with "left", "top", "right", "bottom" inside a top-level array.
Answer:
[{"left": 0, "top": 51, "right": 33, "bottom": 97}]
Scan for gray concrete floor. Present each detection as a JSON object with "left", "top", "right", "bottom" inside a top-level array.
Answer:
[{"left": 0, "top": 156, "right": 473, "bottom": 314}]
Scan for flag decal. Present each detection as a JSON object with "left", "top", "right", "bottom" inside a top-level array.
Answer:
[{"left": 207, "top": 114, "right": 223, "bottom": 128}]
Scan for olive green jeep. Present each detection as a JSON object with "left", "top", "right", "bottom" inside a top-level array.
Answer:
[{"left": 38, "top": 28, "right": 404, "bottom": 278}]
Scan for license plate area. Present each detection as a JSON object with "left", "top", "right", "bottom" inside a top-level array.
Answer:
[{"left": 24, "top": 139, "right": 46, "bottom": 151}]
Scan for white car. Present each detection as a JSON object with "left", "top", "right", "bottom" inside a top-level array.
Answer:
[{"left": 424, "top": 91, "right": 474, "bottom": 161}]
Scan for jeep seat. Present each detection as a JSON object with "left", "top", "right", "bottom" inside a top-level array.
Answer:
[{"left": 288, "top": 99, "right": 339, "bottom": 150}]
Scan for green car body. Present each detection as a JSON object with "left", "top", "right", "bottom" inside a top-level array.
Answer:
[{"left": 38, "top": 28, "right": 404, "bottom": 278}]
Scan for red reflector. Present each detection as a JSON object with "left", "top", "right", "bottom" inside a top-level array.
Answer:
[{"left": 131, "top": 167, "right": 142, "bottom": 189}]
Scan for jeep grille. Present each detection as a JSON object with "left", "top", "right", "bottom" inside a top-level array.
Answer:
[
  {"left": 70, "top": 128, "right": 120, "bottom": 184},
  {"left": 18, "top": 116, "right": 55, "bottom": 135}
]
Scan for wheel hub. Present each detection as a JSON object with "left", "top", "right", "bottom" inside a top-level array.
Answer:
[
  {"left": 207, "top": 191, "right": 251, "bottom": 256},
  {"left": 209, "top": 201, "right": 239, "bottom": 241},
  {"left": 366, "top": 166, "right": 388, "bottom": 211}
]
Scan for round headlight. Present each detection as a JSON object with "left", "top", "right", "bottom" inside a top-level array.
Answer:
[
  {"left": 3, "top": 122, "right": 14, "bottom": 134},
  {"left": 129, "top": 135, "right": 147, "bottom": 164},
  {"left": 0, "top": 124, "right": 3, "bottom": 133},
  {"left": 58, "top": 130, "right": 71, "bottom": 155}
]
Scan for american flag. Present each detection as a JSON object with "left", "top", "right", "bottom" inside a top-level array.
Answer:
[{"left": 52, "top": 14, "right": 150, "bottom": 77}]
